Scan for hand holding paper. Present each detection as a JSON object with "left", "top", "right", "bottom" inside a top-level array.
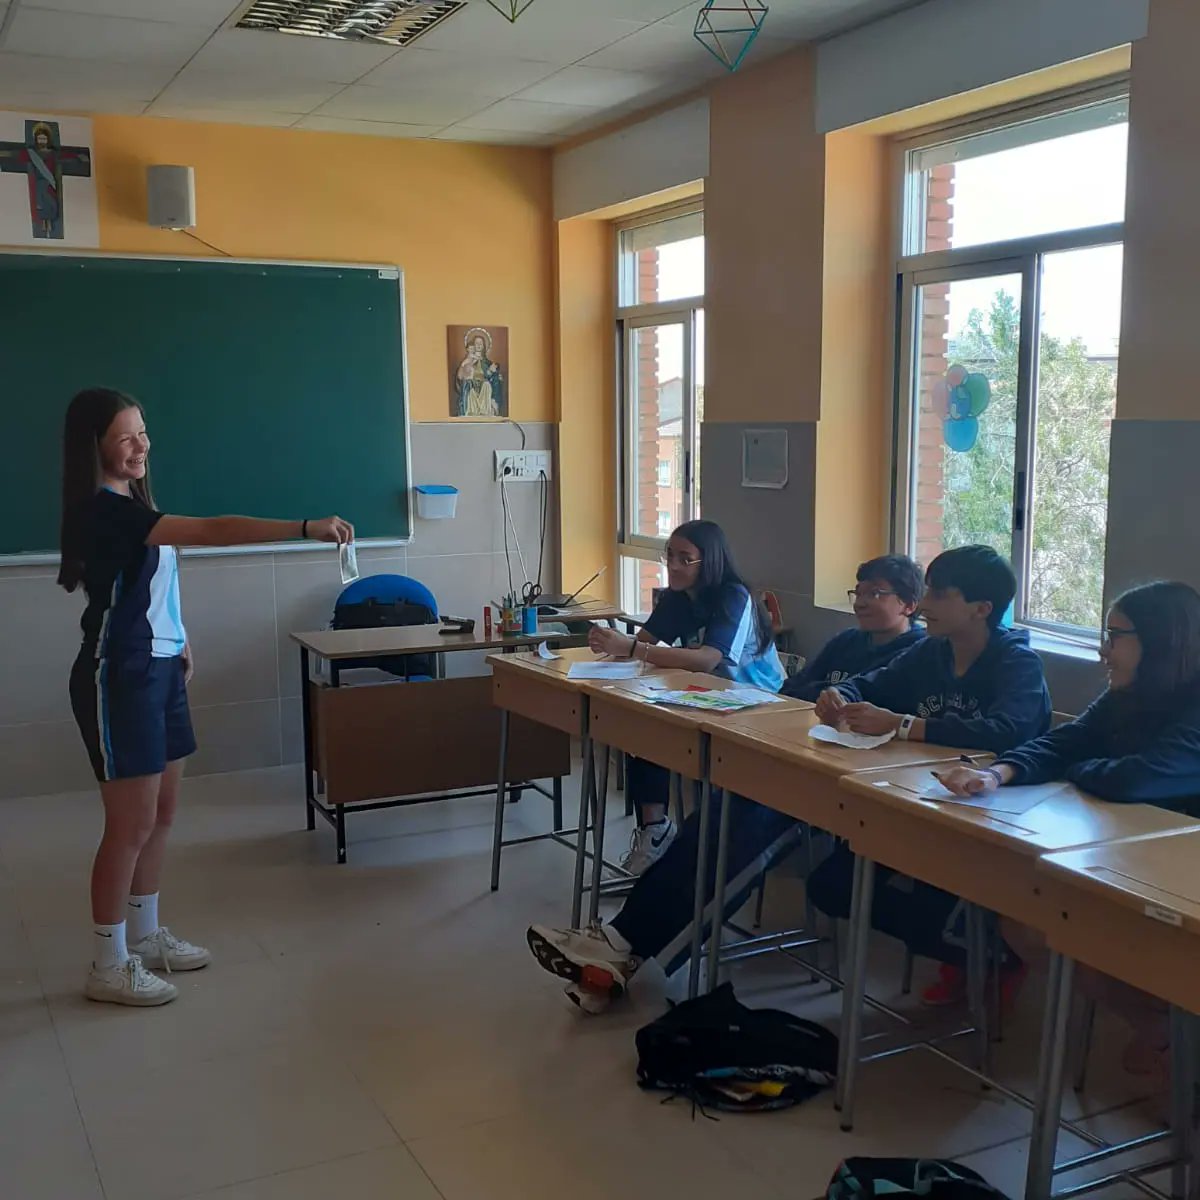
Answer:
[{"left": 809, "top": 724, "right": 896, "bottom": 750}]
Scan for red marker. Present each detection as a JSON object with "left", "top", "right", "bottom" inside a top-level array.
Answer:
[{"left": 483, "top": 604, "right": 493, "bottom": 639}]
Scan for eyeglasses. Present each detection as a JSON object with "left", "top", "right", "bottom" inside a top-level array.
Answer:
[
  {"left": 661, "top": 552, "right": 702, "bottom": 567},
  {"left": 848, "top": 588, "right": 898, "bottom": 604},
  {"left": 1101, "top": 626, "right": 1138, "bottom": 648}
]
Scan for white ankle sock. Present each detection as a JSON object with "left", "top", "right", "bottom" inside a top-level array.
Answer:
[
  {"left": 127, "top": 893, "right": 159, "bottom": 941},
  {"left": 603, "top": 923, "right": 632, "bottom": 955},
  {"left": 93, "top": 921, "right": 128, "bottom": 970}
]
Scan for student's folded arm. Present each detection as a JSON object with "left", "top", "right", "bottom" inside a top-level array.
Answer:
[
  {"left": 835, "top": 642, "right": 925, "bottom": 710},
  {"left": 1065, "top": 723, "right": 1200, "bottom": 805},
  {"left": 924, "top": 652, "right": 1051, "bottom": 753},
  {"left": 781, "top": 644, "right": 831, "bottom": 700},
  {"left": 645, "top": 644, "right": 723, "bottom": 672},
  {"left": 995, "top": 703, "right": 1106, "bottom": 785}
]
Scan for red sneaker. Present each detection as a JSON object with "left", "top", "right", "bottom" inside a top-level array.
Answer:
[{"left": 921, "top": 964, "right": 966, "bottom": 1006}]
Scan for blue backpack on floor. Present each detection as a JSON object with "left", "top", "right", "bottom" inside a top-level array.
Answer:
[{"left": 826, "top": 1158, "right": 1011, "bottom": 1200}]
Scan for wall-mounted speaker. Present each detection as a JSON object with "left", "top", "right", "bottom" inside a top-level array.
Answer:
[{"left": 146, "top": 165, "right": 196, "bottom": 230}]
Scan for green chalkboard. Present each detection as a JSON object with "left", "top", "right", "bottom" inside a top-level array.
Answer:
[{"left": 0, "top": 252, "right": 410, "bottom": 556}]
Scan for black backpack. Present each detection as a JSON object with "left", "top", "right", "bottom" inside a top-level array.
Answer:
[
  {"left": 825, "top": 1158, "right": 1011, "bottom": 1200},
  {"left": 330, "top": 597, "right": 436, "bottom": 680},
  {"left": 635, "top": 982, "right": 837, "bottom": 1113}
]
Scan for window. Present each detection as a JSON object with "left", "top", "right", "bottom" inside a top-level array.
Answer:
[
  {"left": 617, "top": 203, "right": 705, "bottom": 615},
  {"left": 895, "top": 90, "right": 1126, "bottom": 634}
]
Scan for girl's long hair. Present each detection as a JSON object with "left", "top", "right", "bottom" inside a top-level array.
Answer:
[
  {"left": 1109, "top": 581, "right": 1200, "bottom": 706},
  {"left": 58, "top": 388, "right": 155, "bottom": 593},
  {"left": 670, "top": 519, "right": 774, "bottom": 656}
]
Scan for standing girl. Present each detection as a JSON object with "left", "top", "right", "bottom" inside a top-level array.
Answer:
[
  {"left": 60, "top": 388, "right": 352, "bottom": 1006},
  {"left": 587, "top": 519, "right": 783, "bottom": 874}
]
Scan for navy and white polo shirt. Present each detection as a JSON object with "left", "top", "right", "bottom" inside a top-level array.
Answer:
[{"left": 78, "top": 488, "right": 187, "bottom": 660}]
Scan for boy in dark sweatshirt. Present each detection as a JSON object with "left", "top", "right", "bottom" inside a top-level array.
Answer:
[
  {"left": 806, "top": 544, "right": 1052, "bottom": 1003},
  {"left": 782, "top": 554, "right": 926, "bottom": 702}
]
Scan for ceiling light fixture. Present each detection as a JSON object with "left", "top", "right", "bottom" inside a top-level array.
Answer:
[
  {"left": 482, "top": 0, "right": 538, "bottom": 22},
  {"left": 694, "top": 1, "right": 768, "bottom": 71},
  {"left": 236, "top": 1, "right": 466, "bottom": 46}
]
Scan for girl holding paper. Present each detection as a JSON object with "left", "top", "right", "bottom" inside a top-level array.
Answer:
[{"left": 59, "top": 388, "right": 352, "bottom": 1008}]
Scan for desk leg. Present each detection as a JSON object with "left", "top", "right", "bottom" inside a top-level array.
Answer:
[
  {"left": 965, "top": 904, "right": 990, "bottom": 1074},
  {"left": 587, "top": 744, "right": 612, "bottom": 926},
  {"left": 299, "top": 648, "right": 315, "bottom": 831},
  {"left": 570, "top": 735, "right": 596, "bottom": 928},
  {"left": 489, "top": 708, "right": 511, "bottom": 891},
  {"left": 686, "top": 741, "right": 713, "bottom": 1000},
  {"left": 552, "top": 776, "right": 563, "bottom": 831},
  {"left": 704, "top": 783, "right": 733, "bottom": 994},
  {"left": 835, "top": 854, "right": 875, "bottom": 1130},
  {"left": 1025, "top": 952, "right": 1075, "bottom": 1200},
  {"left": 334, "top": 804, "right": 347, "bottom": 865}
]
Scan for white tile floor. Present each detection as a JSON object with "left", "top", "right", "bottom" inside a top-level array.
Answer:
[{"left": 0, "top": 761, "right": 1167, "bottom": 1200}]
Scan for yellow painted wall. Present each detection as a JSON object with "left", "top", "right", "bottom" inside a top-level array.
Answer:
[
  {"left": 555, "top": 217, "right": 617, "bottom": 601},
  {"left": 89, "top": 114, "right": 554, "bottom": 423}
]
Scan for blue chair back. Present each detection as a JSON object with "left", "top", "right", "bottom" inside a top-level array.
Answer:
[{"left": 337, "top": 574, "right": 438, "bottom": 618}]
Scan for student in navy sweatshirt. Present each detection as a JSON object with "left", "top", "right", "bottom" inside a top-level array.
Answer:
[
  {"left": 936, "top": 581, "right": 1200, "bottom": 1063},
  {"left": 806, "top": 544, "right": 1051, "bottom": 1004},
  {"left": 782, "top": 554, "right": 926, "bottom": 702}
]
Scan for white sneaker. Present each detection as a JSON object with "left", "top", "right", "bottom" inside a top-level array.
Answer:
[
  {"left": 85, "top": 956, "right": 179, "bottom": 1007},
  {"left": 129, "top": 926, "right": 211, "bottom": 973},
  {"left": 620, "top": 818, "right": 677, "bottom": 875},
  {"left": 526, "top": 924, "right": 639, "bottom": 1002}
]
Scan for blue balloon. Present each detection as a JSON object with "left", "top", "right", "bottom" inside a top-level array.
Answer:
[
  {"left": 944, "top": 416, "right": 979, "bottom": 452},
  {"left": 950, "top": 384, "right": 973, "bottom": 420}
]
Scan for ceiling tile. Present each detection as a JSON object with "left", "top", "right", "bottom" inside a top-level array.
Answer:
[
  {"left": 18, "top": 0, "right": 239, "bottom": 23},
  {"left": 154, "top": 69, "right": 342, "bottom": 114},
  {"left": 433, "top": 125, "right": 555, "bottom": 147},
  {"left": 358, "top": 46, "right": 559, "bottom": 97},
  {"left": 541, "top": 0, "right": 691, "bottom": 17},
  {"left": 185, "top": 28, "right": 398, "bottom": 83},
  {"left": 296, "top": 115, "right": 442, "bottom": 139},
  {"left": 0, "top": 51, "right": 177, "bottom": 95},
  {"left": 314, "top": 84, "right": 485, "bottom": 126},
  {"left": 415, "top": 3, "right": 647, "bottom": 64},
  {"left": 514, "top": 64, "right": 683, "bottom": 107},
  {"left": 578, "top": 21, "right": 730, "bottom": 73},
  {"left": 457, "top": 97, "right": 600, "bottom": 134},
  {"left": 3, "top": 6, "right": 213, "bottom": 65},
  {"left": 145, "top": 107, "right": 299, "bottom": 128}
]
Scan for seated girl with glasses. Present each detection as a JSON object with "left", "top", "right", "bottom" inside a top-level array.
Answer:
[
  {"left": 935, "top": 581, "right": 1200, "bottom": 1076},
  {"left": 781, "top": 554, "right": 926, "bottom": 702},
  {"left": 586, "top": 519, "right": 783, "bottom": 874}
]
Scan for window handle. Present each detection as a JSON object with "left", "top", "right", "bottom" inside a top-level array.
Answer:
[{"left": 1014, "top": 469, "right": 1026, "bottom": 533}]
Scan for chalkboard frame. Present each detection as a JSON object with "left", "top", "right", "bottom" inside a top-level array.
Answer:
[{"left": 2, "top": 249, "right": 413, "bottom": 564}]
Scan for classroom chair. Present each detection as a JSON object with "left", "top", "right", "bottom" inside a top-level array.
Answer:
[{"left": 332, "top": 573, "right": 440, "bottom": 681}]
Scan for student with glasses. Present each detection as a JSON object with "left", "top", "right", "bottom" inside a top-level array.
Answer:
[
  {"left": 586, "top": 520, "right": 784, "bottom": 875},
  {"left": 936, "top": 581, "right": 1200, "bottom": 1072},
  {"left": 780, "top": 555, "right": 926, "bottom": 702}
]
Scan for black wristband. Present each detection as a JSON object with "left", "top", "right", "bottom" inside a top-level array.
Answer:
[{"left": 301, "top": 519, "right": 309, "bottom": 539}]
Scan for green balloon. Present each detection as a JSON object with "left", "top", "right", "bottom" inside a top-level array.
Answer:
[{"left": 963, "top": 372, "right": 991, "bottom": 416}]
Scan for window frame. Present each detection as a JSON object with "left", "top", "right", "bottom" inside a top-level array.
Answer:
[
  {"left": 615, "top": 200, "right": 705, "bottom": 565},
  {"left": 890, "top": 83, "right": 1127, "bottom": 640}
]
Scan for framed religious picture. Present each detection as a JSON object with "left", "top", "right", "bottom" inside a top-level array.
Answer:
[
  {"left": 448, "top": 324, "right": 509, "bottom": 418},
  {"left": 0, "top": 113, "right": 98, "bottom": 247}
]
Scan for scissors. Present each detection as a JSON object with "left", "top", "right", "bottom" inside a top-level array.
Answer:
[{"left": 521, "top": 581, "right": 542, "bottom": 607}]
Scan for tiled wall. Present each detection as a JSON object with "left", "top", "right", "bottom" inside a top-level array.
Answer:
[{"left": 1, "top": 421, "right": 557, "bottom": 799}]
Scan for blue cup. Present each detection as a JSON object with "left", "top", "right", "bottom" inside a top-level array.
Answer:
[{"left": 522, "top": 605, "right": 538, "bottom": 636}]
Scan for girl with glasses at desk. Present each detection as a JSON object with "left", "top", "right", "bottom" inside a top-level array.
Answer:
[
  {"left": 586, "top": 519, "right": 783, "bottom": 875},
  {"left": 937, "top": 580, "right": 1200, "bottom": 1078}
]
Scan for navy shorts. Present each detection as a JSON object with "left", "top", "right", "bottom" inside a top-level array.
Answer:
[{"left": 70, "top": 651, "right": 197, "bottom": 782}]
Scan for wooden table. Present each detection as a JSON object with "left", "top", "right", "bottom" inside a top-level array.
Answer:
[
  {"left": 291, "top": 625, "right": 570, "bottom": 863},
  {"left": 536, "top": 595, "right": 632, "bottom": 628},
  {"left": 487, "top": 646, "right": 664, "bottom": 910},
  {"left": 579, "top": 674, "right": 811, "bottom": 985},
  {"left": 1025, "top": 828, "right": 1200, "bottom": 1200},
  {"left": 834, "top": 767, "right": 1200, "bottom": 1132}
]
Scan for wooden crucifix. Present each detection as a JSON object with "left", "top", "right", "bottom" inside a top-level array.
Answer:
[{"left": 0, "top": 119, "right": 92, "bottom": 240}]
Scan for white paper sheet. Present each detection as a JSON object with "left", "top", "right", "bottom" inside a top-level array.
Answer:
[
  {"left": 808, "top": 724, "right": 896, "bottom": 750},
  {"left": 922, "top": 777, "right": 1068, "bottom": 814},
  {"left": 339, "top": 540, "right": 359, "bottom": 585},
  {"left": 567, "top": 660, "right": 642, "bottom": 680},
  {"left": 536, "top": 642, "right": 561, "bottom": 660}
]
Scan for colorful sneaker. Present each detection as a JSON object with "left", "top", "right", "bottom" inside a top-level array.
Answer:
[
  {"left": 85, "top": 956, "right": 179, "bottom": 1007},
  {"left": 527, "top": 924, "right": 639, "bottom": 1001},
  {"left": 620, "top": 818, "right": 677, "bottom": 875},
  {"left": 129, "top": 927, "right": 211, "bottom": 973},
  {"left": 563, "top": 982, "right": 612, "bottom": 1015},
  {"left": 921, "top": 963, "right": 966, "bottom": 1007}
]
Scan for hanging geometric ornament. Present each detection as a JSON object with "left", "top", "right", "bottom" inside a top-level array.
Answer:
[
  {"left": 483, "top": 0, "right": 537, "bottom": 21},
  {"left": 694, "top": 1, "right": 769, "bottom": 71},
  {"left": 940, "top": 362, "right": 992, "bottom": 453}
]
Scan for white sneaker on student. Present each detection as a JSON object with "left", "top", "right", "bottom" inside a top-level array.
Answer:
[
  {"left": 527, "top": 924, "right": 639, "bottom": 1002},
  {"left": 128, "top": 926, "right": 211, "bottom": 973},
  {"left": 85, "top": 955, "right": 178, "bottom": 1007},
  {"left": 620, "top": 818, "right": 677, "bottom": 875}
]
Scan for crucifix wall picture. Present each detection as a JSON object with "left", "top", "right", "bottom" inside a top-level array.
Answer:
[{"left": 0, "top": 113, "right": 99, "bottom": 248}]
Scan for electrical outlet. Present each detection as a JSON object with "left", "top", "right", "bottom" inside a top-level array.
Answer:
[{"left": 494, "top": 450, "right": 552, "bottom": 481}]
